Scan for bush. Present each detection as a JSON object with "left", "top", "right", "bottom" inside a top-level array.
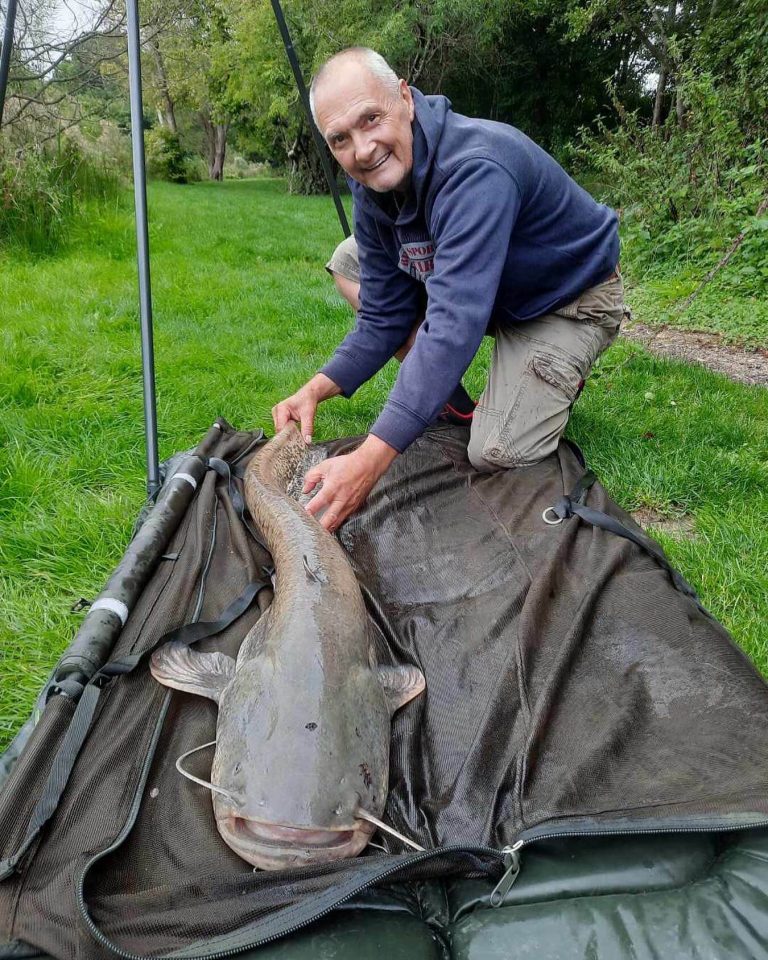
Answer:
[
  {"left": 576, "top": 70, "right": 767, "bottom": 291},
  {"left": 145, "top": 127, "right": 189, "bottom": 183},
  {"left": 0, "top": 139, "right": 123, "bottom": 255},
  {"left": 226, "top": 153, "right": 270, "bottom": 180}
]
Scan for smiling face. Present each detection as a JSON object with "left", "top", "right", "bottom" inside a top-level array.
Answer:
[{"left": 314, "top": 60, "right": 415, "bottom": 194}]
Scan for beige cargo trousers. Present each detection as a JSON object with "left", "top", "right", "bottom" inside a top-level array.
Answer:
[
  {"left": 468, "top": 274, "right": 626, "bottom": 471},
  {"left": 326, "top": 236, "right": 626, "bottom": 471}
]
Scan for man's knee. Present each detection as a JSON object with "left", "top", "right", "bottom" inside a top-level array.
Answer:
[{"left": 467, "top": 404, "right": 567, "bottom": 472}]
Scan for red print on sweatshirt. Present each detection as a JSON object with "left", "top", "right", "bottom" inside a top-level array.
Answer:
[{"left": 399, "top": 241, "right": 434, "bottom": 282}]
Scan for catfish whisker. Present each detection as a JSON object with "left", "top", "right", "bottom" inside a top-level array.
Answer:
[
  {"left": 356, "top": 808, "right": 425, "bottom": 851},
  {"left": 175, "top": 740, "right": 238, "bottom": 803}
]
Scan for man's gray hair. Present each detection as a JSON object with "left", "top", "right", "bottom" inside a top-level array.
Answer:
[{"left": 309, "top": 48, "right": 400, "bottom": 128}]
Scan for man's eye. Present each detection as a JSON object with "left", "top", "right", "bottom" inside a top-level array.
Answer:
[{"left": 366, "top": 114, "right": 378, "bottom": 123}]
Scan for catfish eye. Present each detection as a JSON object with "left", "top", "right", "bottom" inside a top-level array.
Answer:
[{"left": 233, "top": 762, "right": 242, "bottom": 774}]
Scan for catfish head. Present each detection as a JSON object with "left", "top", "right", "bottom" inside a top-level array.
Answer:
[{"left": 150, "top": 640, "right": 425, "bottom": 869}]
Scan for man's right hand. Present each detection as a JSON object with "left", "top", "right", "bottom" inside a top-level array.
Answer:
[{"left": 271, "top": 373, "right": 342, "bottom": 443}]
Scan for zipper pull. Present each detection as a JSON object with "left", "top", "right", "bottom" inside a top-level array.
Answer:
[{"left": 489, "top": 841, "right": 523, "bottom": 907}]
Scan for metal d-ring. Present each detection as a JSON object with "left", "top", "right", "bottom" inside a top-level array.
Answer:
[{"left": 542, "top": 507, "right": 563, "bottom": 525}]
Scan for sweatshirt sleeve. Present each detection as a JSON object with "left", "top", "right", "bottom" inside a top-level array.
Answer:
[
  {"left": 320, "top": 208, "right": 422, "bottom": 397},
  {"left": 370, "top": 158, "right": 522, "bottom": 452}
]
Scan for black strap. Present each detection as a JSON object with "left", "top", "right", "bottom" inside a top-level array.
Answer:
[
  {"left": 207, "top": 457, "right": 271, "bottom": 562},
  {"left": 551, "top": 472, "right": 709, "bottom": 616},
  {"left": 0, "top": 579, "right": 266, "bottom": 882}
]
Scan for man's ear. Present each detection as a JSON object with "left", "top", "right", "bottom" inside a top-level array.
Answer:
[{"left": 399, "top": 78, "right": 415, "bottom": 121}]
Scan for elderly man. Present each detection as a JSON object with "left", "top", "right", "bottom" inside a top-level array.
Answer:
[{"left": 273, "top": 47, "right": 625, "bottom": 533}]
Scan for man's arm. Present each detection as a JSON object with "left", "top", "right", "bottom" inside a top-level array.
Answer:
[
  {"left": 320, "top": 210, "right": 423, "bottom": 397},
  {"left": 302, "top": 434, "right": 398, "bottom": 533},
  {"left": 370, "top": 159, "right": 522, "bottom": 453}
]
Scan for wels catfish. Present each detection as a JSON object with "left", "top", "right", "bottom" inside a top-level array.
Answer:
[{"left": 150, "top": 423, "right": 425, "bottom": 870}]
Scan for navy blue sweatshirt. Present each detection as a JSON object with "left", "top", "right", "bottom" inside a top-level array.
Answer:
[{"left": 321, "top": 88, "right": 619, "bottom": 453}]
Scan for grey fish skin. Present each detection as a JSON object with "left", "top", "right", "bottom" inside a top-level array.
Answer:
[{"left": 150, "top": 423, "right": 425, "bottom": 870}]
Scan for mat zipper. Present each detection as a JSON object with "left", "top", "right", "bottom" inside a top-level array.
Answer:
[
  {"left": 489, "top": 818, "right": 768, "bottom": 906},
  {"left": 78, "top": 843, "right": 506, "bottom": 959}
]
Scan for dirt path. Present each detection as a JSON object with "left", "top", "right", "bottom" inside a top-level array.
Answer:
[{"left": 621, "top": 321, "right": 768, "bottom": 387}]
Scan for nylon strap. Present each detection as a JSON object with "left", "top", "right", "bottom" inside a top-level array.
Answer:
[
  {"left": 0, "top": 683, "right": 102, "bottom": 880},
  {"left": 552, "top": 472, "right": 709, "bottom": 616},
  {"left": 207, "top": 456, "right": 271, "bottom": 564}
]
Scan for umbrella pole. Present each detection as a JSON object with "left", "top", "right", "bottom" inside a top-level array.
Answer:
[
  {"left": 0, "top": 0, "right": 19, "bottom": 129},
  {"left": 269, "top": 0, "right": 350, "bottom": 238},
  {"left": 126, "top": 0, "right": 161, "bottom": 498}
]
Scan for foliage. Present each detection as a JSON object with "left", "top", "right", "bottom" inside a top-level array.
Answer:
[
  {"left": 578, "top": 68, "right": 767, "bottom": 285},
  {"left": 222, "top": 0, "right": 644, "bottom": 186},
  {"left": 0, "top": 138, "right": 123, "bottom": 254},
  {"left": 145, "top": 126, "right": 190, "bottom": 182}
]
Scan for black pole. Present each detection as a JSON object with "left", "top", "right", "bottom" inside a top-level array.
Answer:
[
  {"left": 269, "top": 0, "right": 350, "bottom": 238},
  {"left": 0, "top": 0, "right": 19, "bottom": 129},
  {"left": 125, "top": 0, "right": 161, "bottom": 499}
]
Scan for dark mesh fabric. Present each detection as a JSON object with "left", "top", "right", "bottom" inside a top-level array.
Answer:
[{"left": 2, "top": 422, "right": 768, "bottom": 958}]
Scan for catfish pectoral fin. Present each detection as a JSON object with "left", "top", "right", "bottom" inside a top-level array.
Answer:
[
  {"left": 376, "top": 665, "right": 426, "bottom": 715},
  {"left": 150, "top": 642, "right": 236, "bottom": 703}
]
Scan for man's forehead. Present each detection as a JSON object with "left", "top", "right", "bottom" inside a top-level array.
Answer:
[
  {"left": 320, "top": 96, "right": 382, "bottom": 136},
  {"left": 315, "top": 61, "right": 393, "bottom": 127}
]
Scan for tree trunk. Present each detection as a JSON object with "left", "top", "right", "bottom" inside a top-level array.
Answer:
[
  {"left": 675, "top": 0, "right": 689, "bottom": 129},
  {"left": 210, "top": 123, "right": 228, "bottom": 180},
  {"left": 148, "top": 39, "right": 177, "bottom": 134},
  {"left": 286, "top": 121, "right": 334, "bottom": 194},
  {"left": 676, "top": 81, "right": 686, "bottom": 129},
  {"left": 652, "top": 66, "right": 667, "bottom": 129},
  {"left": 200, "top": 111, "right": 229, "bottom": 180}
]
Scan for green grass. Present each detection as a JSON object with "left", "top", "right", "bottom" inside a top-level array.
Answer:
[
  {"left": 624, "top": 270, "right": 768, "bottom": 348},
  {"left": 1, "top": 178, "right": 767, "bottom": 749},
  {"left": 618, "top": 216, "right": 768, "bottom": 349}
]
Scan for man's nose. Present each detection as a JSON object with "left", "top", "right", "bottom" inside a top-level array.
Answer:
[{"left": 353, "top": 132, "right": 376, "bottom": 166}]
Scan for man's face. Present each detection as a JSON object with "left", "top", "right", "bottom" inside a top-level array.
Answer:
[{"left": 314, "top": 63, "right": 415, "bottom": 193}]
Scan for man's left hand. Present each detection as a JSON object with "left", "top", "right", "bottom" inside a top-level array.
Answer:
[{"left": 303, "top": 435, "right": 399, "bottom": 533}]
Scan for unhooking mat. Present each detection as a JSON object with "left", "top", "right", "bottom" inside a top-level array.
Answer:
[{"left": 1, "top": 419, "right": 768, "bottom": 959}]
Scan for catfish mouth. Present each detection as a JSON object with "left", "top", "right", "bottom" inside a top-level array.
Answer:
[{"left": 217, "top": 816, "right": 375, "bottom": 870}]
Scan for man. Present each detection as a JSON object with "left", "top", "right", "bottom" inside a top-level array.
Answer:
[{"left": 273, "top": 47, "right": 625, "bottom": 533}]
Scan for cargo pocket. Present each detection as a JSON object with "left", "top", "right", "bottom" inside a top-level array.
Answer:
[{"left": 480, "top": 350, "right": 586, "bottom": 468}]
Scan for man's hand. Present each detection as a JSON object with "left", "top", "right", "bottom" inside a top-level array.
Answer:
[
  {"left": 304, "top": 435, "right": 399, "bottom": 532},
  {"left": 272, "top": 373, "right": 342, "bottom": 442}
]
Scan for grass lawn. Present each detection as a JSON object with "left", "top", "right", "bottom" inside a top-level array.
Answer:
[
  {"left": 1, "top": 177, "right": 767, "bottom": 750},
  {"left": 624, "top": 268, "right": 768, "bottom": 349}
]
